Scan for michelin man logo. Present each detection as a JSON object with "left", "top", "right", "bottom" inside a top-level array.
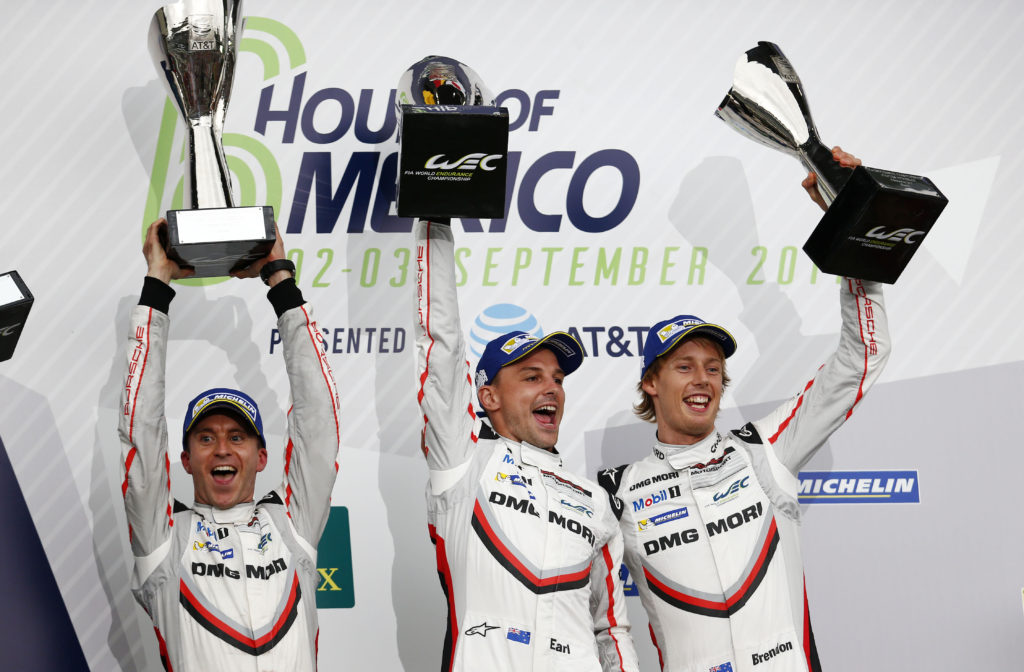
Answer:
[
  {"left": 469, "top": 303, "right": 543, "bottom": 359},
  {"left": 500, "top": 334, "right": 536, "bottom": 355}
]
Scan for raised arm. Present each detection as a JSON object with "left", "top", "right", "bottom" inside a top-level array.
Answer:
[
  {"left": 414, "top": 220, "right": 478, "bottom": 492},
  {"left": 754, "top": 148, "right": 892, "bottom": 472},
  {"left": 242, "top": 226, "right": 341, "bottom": 546},
  {"left": 753, "top": 277, "right": 890, "bottom": 473},
  {"left": 271, "top": 284, "right": 340, "bottom": 545},
  {"left": 118, "top": 220, "right": 193, "bottom": 570}
]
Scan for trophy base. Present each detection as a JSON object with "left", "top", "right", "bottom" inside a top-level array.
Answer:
[
  {"left": 165, "top": 206, "right": 276, "bottom": 279},
  {"left": 0, "top": 271, "right": 34, "bottom": 362},
  {"left": 397, "top": 105, "right": 509, "bottom": 219},
  {"left": 803, "top": 166, "right": 948, "bottom": 284}
]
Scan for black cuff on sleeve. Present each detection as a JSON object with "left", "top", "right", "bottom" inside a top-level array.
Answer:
[
  {"left": 139, "top": 276, "right": 176, "bottom": 314},
  {"left": 267, "top": 277, "right": 305, "bottom": 317}
]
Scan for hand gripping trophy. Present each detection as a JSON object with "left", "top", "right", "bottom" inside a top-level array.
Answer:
[
  {"left": 149, "top": 0, "right": 275, "bottom": 278},
  {"left": 717, "top": 41, "right": 948, "bottom": 283}
]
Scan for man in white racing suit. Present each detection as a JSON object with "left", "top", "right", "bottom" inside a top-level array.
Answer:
[
  {"left": 414, "top": 217, "right": 640, "bottom": 672},
  {"left": 598, "top": 149, "right": 891, "bottom": 672},
  {"left": 118, "top": 221, "right": 340, "bottom": 671}
]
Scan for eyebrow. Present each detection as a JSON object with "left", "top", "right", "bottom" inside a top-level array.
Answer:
[
  {"left": 518, "top": 365, "right": 565, "bottom": 376},
  {"left": 673, "top": 355, "right": 722, "bottom": 365}
]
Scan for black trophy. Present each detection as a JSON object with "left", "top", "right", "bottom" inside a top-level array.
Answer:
[
  {"left": 395, "top": 56, "right": 509, "bottom": 220},
  {"left": 716, "top": 41, "right": 948, "bottom": 283},
  {"left": 0, "top": 271, "right": 33, "bottom": 362}
]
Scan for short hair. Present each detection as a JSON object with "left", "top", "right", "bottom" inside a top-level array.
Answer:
[{"left": 633, "top": 336, "right": 730, "bottom": 423}]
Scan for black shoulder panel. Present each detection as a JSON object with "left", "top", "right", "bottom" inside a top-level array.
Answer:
[
  {"left": 597, "top": 465, "right": 628, "bottom": 521},
  {"left": 731, "top": 422, "right": 764, "bottom": 445},
  {"left": 258, "top": 490, "right": 284, "bottom": 506},
  {"left": 478, "top": 422, "right": 499, "bottom": 440}
]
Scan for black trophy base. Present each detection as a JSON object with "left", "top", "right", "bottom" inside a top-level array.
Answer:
[
  {"left": 803, "top": 166, "right": 948, "bottom": 284},
  {"left": 165, "top": 206, "right": 276, "bottom": 279},
  {"left": 0, "top": 271, "right": 34, "bottom": 362},
  {"left": 397, "top": 104, "right": 509, "bottom": 219}
]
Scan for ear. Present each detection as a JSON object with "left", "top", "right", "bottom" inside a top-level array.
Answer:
[
  {"left": 478, "top": 385, "right": 500, "bottom": 412},
  {"left": 256, "top": 447, "right": 268, "bottom": 473},
  {"left": 181, "top": 450, "right": 193, "bottom": 475},
  {"left": 641, "top": 374, "right": 658, "bottom": 398}
]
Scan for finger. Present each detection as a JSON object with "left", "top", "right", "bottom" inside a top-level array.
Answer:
[
  {"left": 270, "top": 223, "right": 285, "bottom": 259},
  {"left": 831, "top": 146, "right": 862, "bottom": 168},
  {"left": 144, "top": 220, "right": 159, "bottom": 248}
]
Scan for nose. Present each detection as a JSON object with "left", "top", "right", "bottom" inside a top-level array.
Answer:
[
  {"left": 214, "top": 437, "right": 232, "bottom": 455},
  {"left": 542, "top": 375, "right": 562, "bottom": 397}
]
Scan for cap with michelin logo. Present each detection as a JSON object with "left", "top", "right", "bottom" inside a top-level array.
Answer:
[
  {"left": 641, "top": 315, "right": 737, "bottom": 380},
  {"left": 182, "top": 387, "right": 265, "bottom": 450},
  {"left": 475, "top": 330, "right": 585, "bottom": 388}
]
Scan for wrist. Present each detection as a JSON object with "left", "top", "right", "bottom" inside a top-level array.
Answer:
[
  {"left": 266, "top": 269, "right": 293, "bottom": 288},
  {"left": 146, "top": 268, "right": 173, "bottom": 285},
  {"left": 260, "top": 258, "right": 296, "bottom": 287}
]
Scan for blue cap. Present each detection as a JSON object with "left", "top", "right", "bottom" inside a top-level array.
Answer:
[
  {"left": 641, "top": 315, "right": 737, "bottom": 380},
  {"left": 182, "top": 387, "right": 265, "bottom": 450},
  {"left": 475, "top": 331, "right": 585, "bottom": 388}
]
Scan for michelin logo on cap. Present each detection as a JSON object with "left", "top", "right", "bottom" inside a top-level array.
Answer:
[{"left": 192, "top": 393, "right": 257, "bottom": 420}]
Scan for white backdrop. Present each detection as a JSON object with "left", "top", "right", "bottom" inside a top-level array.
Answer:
[{"left": 1, "top": 1, "right": 1022, "bottom": 669}]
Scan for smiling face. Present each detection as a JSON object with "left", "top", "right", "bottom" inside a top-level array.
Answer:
[
  {"left": 479, "top": 348, "right": 566, "bottom": 450},
  {"left": 181, "top": 412, "right": 267, "bottom": 510},
  {"left": 642, "top": 337, "right": 725, "bottom": 445}
]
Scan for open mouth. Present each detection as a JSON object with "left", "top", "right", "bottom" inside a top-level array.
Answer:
[
  {"left": 211, "top": 465, "right": 237, "bottom": 485},
  {"left": 533, "top": 405, "right": 558, "bottom": 428},
  {"left": 684, "top": 395, "right": 710, "bottom": 412}
]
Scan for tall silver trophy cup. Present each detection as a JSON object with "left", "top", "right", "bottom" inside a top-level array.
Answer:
[
  {"left": 150, "top": 0, "right": 274, "bottom": 278},
  {"left": 716, "top": 42, "right": 947, "bottom": 284}
]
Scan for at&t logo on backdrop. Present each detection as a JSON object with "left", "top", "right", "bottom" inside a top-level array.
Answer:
[{"left": 469, "top": 303, "right": 543, "bottom": 359}]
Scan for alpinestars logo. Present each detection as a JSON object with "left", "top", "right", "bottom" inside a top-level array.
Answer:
[{"left": 425, "top": 153, "right": 503, "bottom": 171}]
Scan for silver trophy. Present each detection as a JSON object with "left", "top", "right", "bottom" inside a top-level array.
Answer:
[
  {"left": 716, "top": 41, "right": 947, "bottom": 284},
  {"left": 149, "top": 0, "right": 274, "bottom": 278}
]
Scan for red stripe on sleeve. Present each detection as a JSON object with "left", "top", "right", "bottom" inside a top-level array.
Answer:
[
  {"left": 845, "top": 279, "right": 870, "bottom": 420},
  {"left": 601, "top": 544, "right": 627, "bottom": 672},
  {"left": 767, "top": 378, "right": 814, "bottom": 445}
]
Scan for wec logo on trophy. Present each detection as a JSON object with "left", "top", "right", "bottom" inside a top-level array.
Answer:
[
  {"left": 864, "top": 227, "right": 926, "bottom": 245},
  {"left": 424, "top": 153, "right": 503, "bottom": 172}
]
